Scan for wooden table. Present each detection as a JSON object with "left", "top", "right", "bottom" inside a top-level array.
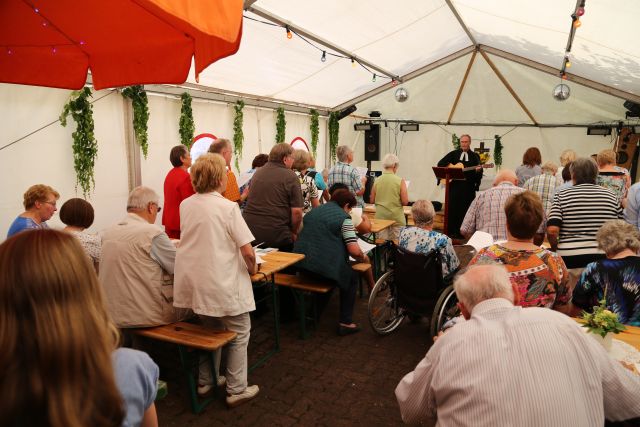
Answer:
[
  {"left": 574, "top": 319, "right": 640, "bottom": 351},
  {"left": 249, "top": 251, "right": 305, "bottom": 371},
  {"left": 370, "top": 218, "right": 396, "bottom": 235},
  {"left": 364, "top": 204, "right": 412, "bottom": 217}
]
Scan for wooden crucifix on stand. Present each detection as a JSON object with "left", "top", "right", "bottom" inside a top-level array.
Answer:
[{"left": 474, "top": 141, "right": 490, "bottom": 157}]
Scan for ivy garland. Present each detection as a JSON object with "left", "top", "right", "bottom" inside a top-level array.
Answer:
[
  {"left": 275, "top": 107, "right": 286, "bottom": 143},
  {"left": 309, "top": 109, "right": 319, "bottom": 157},
  {"left": 121, "top": 85, "right": 150, "bottom": 158},
  {"left": 494, "top": 134, "right": 503, "bottom": 169},
  {"left": 328, "top": 111, "right": 340, "bottom": 162},
  {"left": 452, "top": 133, "right": 460, "bottom": 150},
  {"left": 60, "top": 87, "right": 98, "bottom": 197},
  {"left": 179, "top": 93, "right": 195, "bottom": 148},
  {"left": 233, "top": 100, "right": 245, "bottom": 173}
]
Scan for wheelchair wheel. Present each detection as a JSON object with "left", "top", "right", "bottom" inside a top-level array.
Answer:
[
  {"left": 429, "top": 285, "right": 460, "bottom": 338},
  {"left": 368, "top": 271, "right": 405, "bottom": 335}
]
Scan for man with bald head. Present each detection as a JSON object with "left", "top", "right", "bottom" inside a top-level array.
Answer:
[
  {"left": 396, "top": 264, "right": 640, "bottom": 426},
  {"left": 460, "top": 169, "right": 542, "bottom": 242}
]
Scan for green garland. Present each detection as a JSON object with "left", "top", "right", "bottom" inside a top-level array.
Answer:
[
  {"left": 60, "top": 87, "right": 98, "bottom": 197},
  {"left": 121, "top": 85, "right": 150, "bottom": 158},
  {"left": 328, "top": 111, "right": 340, "bottom": 162},
  {"left": 309, "top": 109, "right": 319, "bottom": 157},
  {"left": 494, "top": 134, "right": 503, "bottom": 169},
  {"left": 233, "top": 100, "right": 245, "bottom": 173},
  {"left": 179, "top": 93, "right": 195, "bottom": 148},
  {"left": 275, "top": 107, "right": 286, "bottom": 143},
  {"left": 452, "top": 133, "right": 460, "bottom": 150}
]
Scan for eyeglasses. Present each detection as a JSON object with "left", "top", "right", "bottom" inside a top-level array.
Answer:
[
  {"left": 150, "top": 203, "right": 162, "bottom": 212},
  {"left": 41, "top": 200, "right": 57, "bottom": 207}
]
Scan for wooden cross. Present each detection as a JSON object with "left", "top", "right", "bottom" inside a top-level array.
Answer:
[{"left": 474, "top": 141, "right": 490, "bottom": 155}]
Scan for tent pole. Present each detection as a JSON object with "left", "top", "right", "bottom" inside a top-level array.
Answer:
[
  {"left": 479, "top": 48, "right": 538, "bottom": 125},
  {"left": 444, "top": 0, "right": 478, "bottom": 47},
  {"left": 447, "top": 49, "right": 477, "bottom": 124}
]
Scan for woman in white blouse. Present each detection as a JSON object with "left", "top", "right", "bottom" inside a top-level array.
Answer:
[
  {"left": 60, "top": 198, "right": 101, "bottom": 270},
  {"left": 173, "top": 153, "right": 260, "bottom": 408}
]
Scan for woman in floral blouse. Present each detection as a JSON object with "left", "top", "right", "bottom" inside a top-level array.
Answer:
[
  {"left": 596, "top": 149, "right": 631, "bottom": 206},
  {"left": 468, "top": 191, "right": 570, "bottom": 311},
  {"left": 398, "top": 200, "right": 459, "bottom": 277},
  {"left": 292, "top": 149, "right": 319, "bottom": 215}
]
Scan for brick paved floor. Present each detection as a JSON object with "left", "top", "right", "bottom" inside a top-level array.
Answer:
[{"left": 153, "top": 290, "right": 433, "bottom": 426}]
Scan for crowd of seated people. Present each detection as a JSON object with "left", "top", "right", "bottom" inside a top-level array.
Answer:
[{"left": 6, "top": 140, "right": 640, "bottom": 425}]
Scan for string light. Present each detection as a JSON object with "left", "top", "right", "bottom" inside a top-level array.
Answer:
[
  {"left": 577, "top": 6, "right": 585, "bottom": 16},
  {"left": 573, "top": 18, "right": 581, "bottom": 28},
  {"left": 372, "top": 74, "right": 376, "bottom": 82},
  {"left": 351, "top": 57, "right": 355, "bottom": 67},
  {"left": 561, "top": 73, "right": 568, "bottom": 80},
  {"left": 285, "top": 25, "right": 292, "bottom": 39},
  {"left": 321, "top": 51, "right": 326, "bottom": 62},
  {"left": 52, "top": 46, "right": 57, "bottom": 54},
  {"left": 564, "top": 56, "right": 571, "bottom": 68},
  {"left": 79, "top": 40, "right": 86, "bottom": 45},
  {"left": 42, "top": 21, "right": 48, "bottom": 27},
  {"left": 34, "top": 7, "right": 39, "bottom": 13},
  {"left": 391, "top": 79, "right": 398, "bottom": 87},
  {"left": 7, "top": 47, "right": 13, "bottom": 55}
]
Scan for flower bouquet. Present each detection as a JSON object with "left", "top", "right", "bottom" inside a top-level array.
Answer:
[
  {"left": 478, "top": 152, "right": 491, "bottom": 165},
  {"left": 581, "top": 299, "right": 626, "bottom": 351}
]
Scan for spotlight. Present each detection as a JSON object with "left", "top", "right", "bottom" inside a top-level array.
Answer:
[
  {"left": 354, "top": 123, "right": 372, "bottom": 131},
  {"left": 335, "top": 105, "right": 357, "bottom": 121},
  {"left": 586, "top": 126, "right": 612, "bottom": 136},
  {"left": 400, "top": 123, "right": 419, "bottom": 132}
]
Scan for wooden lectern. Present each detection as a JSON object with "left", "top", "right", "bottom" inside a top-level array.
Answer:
[{"left": 432, "top": 166, "right": 467, "bottom": 236}]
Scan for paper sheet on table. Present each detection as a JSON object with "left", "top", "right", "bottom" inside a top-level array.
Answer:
[
  {"left": 349, "top": 238, "right": 376, "bottom": 261},
  {"left": 237, "top": 170, "right": 255, "bottom": 188},
  {"left": 466, "top": 231, "right": 494, "bottom": 252},
  {"left": 356, "top": 167, "right": 368, "bottom": 179}
]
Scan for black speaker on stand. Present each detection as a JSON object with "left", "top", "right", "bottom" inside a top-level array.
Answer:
[{"left": 364, "top": 124, "right": 380, "bottom": 169}]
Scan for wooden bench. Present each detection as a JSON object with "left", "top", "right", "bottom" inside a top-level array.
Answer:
[
  {"left": 132, "top": 322, "right": 237, "bottom": 414},
  {"left": 274, "top": 273, "right": 333, "bottom": 339}
]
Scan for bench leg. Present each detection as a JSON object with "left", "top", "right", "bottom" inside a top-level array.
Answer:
[
  {"left": 177, "top": 346, "right": 217, "bottom": 414},
  {"left": 249, "top": 280, "right": 280, "bottom": 372}
]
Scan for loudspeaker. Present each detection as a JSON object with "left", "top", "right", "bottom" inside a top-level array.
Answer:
[
  {"left": 364, "top": 124, "right": 380, "bottom": 161},
  {"left": 616, "top": 127, "right": 639, "bottom": 170},
  {"left": 336, "top": 105, "right": 357, "bottom": 121}
]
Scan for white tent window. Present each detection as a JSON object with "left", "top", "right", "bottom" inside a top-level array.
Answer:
[
  {"left": 190, "top": 133, "right": 217, "bottom": 163},
  {"left": 290, "top": 137, "right": 309, "bottom": 152}
]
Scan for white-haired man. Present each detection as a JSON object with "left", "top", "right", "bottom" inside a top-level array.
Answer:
[
  {"left": 328, "top": 145, "right": 366, "bottom": 207},
  {"left": 100, "top": 186, "right": 187, "bottom": 327},
  {"left": 460, "top": 169, "right": 543, "bottom": 243},
  {"left": 396, "top": 264, "right": 640, "bottom": 426}
]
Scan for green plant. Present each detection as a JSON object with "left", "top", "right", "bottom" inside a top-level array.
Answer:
[
  {"left": 60, "top": 87, "right": 98, "bottom": 197},
  {"left": 233, "top": 100, "right": 245, "bottom": 172},
  {"left": 179, "top": 92, "right": 195, "bottom": 148},
  {"left": 310, "top": 109, "right": 319, "bottom": 157},
  {"left": 581, "top": 299, "right": 626, "bottom": 337},
  {"left": 328, "top": 111, "right": 340, "bottom": 162},
  {"left": 494, "top": 134, "right": 503, "bottom": 169},
  {"left": 452, "top": 133, "right": 460, "bottom": 150},
  {"left": 275, "top": 107, "right": 286, "bottom": 143},
  {"left": 121, "top": 85, "right": 150, "bottom": 158}
]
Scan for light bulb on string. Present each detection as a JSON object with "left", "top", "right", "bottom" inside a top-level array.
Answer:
[
  {"left": 34, "top": 7, "right": 39, "bottom": 13},
  {"left": 321, "top": 51, "right": 326, "bottom": 62},
  {"left": 52, "top": 46, "right": 57, "bottom": 54},
  {"left": 351, "top": 57, "right": 356, "bottom": 68},
  {"left": 561, "top": 72, "right": 568, "bottom": 80},
  {"left": 577, "top": 6, "right": 585, "bottom": 16},
  {"left": 42, "top": 20, "right": 48, "bottom": 27},
  {"left": 573, "top": 19, "right": 581, "bottom": 28},
  {"left": 564, "top": 56, "right": 571, "bottom": 68},
  {"left": 7, "top": 47, "right": 13, "bottom": 55},
  {"left": 372, "top": 74, "right": 376, "bottom": 82},
  {"left": 79, "top": 40, "right": 86, "bottom": 46},
  {"left": 391, "top": 79, "right": 398, "bottom": 87},
  {"left": 285, "top": 25, "right": 292, "bottom": 39}
]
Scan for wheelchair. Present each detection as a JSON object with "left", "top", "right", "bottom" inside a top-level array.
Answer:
[{"left": 367, "top": 243, "right": 473, "bottom": 337}]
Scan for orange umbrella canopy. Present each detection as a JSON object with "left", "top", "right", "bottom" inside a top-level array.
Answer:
[{"left": 0, "top": 0, "right": 243, "bottom": 90}]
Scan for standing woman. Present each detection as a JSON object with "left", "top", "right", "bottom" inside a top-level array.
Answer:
[
  {"left": 0, "top": 230, "right": 159, "bottom": 427},
  {"left": 596, "top": 148, "right": 631, "bottom": 206},
  {"left": 292, "top": 149, "right": 320, "bottom": 215},
  {"left": 370, "top": 153, "right": 409, "bottom": 240},
  {"left": 7, "top": 184, "right": 59, "bottom": 238},
  {"left": 556, "top": 149, "right": 576, "bottom": 183},
  {"left": 515, "top": 147, "right": 542, "bottom": 186},
  {"left": 174, "top": 153, "right": 260, "bottom": 407},
  {"left": 162, "top": 145, "right": 194, "bottom": 239}
]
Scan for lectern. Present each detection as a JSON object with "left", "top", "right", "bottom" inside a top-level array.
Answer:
[{"left": 432, "top": 166, "right": 467, "bottom": 236}]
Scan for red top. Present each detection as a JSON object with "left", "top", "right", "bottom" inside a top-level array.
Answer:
[{"left": 162, "top": 167, "right": 195, "bottom": 238}]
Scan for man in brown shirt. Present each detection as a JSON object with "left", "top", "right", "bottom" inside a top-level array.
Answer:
[
  {"left": 242, "top": 143, "right": 303, "bottom": 251},
  {"left": 209, "top": 138, "right": 241, "bottom": 202}
]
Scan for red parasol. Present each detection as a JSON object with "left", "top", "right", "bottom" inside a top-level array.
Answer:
[{"left": 0, "top": 0, "right": 243, "bottom": 90}]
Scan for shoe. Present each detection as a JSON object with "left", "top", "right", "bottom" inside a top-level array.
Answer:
[
  {"left": 197, "top": 376, "right": 226, "bottom": 396},
  {"left": 337, "top": 324, "right": 361, "bottom": 336},
  {"left": 226, "top": 385, "right": 260, "bottom": 408}
]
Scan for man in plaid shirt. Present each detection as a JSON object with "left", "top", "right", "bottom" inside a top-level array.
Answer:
[
  {"left": 328, "top": 145, "right": 367, "bottom": 207},
  {"left": 524, "top": 161, "right": 561, "bottom": 214},
  {"left": 461, "top": 170, "right": 543, "bottom": 242}
]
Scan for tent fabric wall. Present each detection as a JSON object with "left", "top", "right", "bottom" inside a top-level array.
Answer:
[{"left": 0, "top": 84, "right": 328, "bottom": 241}]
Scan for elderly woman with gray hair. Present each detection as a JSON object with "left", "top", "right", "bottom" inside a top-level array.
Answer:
[
  {"left": 370, "top": 153, "right": 409, "bottom": 240},
  {"left": 398, "top": 200, "right": 459, "bottom": 277},
  {"left": 572, "top": 220, "right": 640, "bottom": 326}
]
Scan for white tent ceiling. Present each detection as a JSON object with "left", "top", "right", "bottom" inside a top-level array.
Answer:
[{"left": 185, "top": 0, "right": 640, "bottom": 125}]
